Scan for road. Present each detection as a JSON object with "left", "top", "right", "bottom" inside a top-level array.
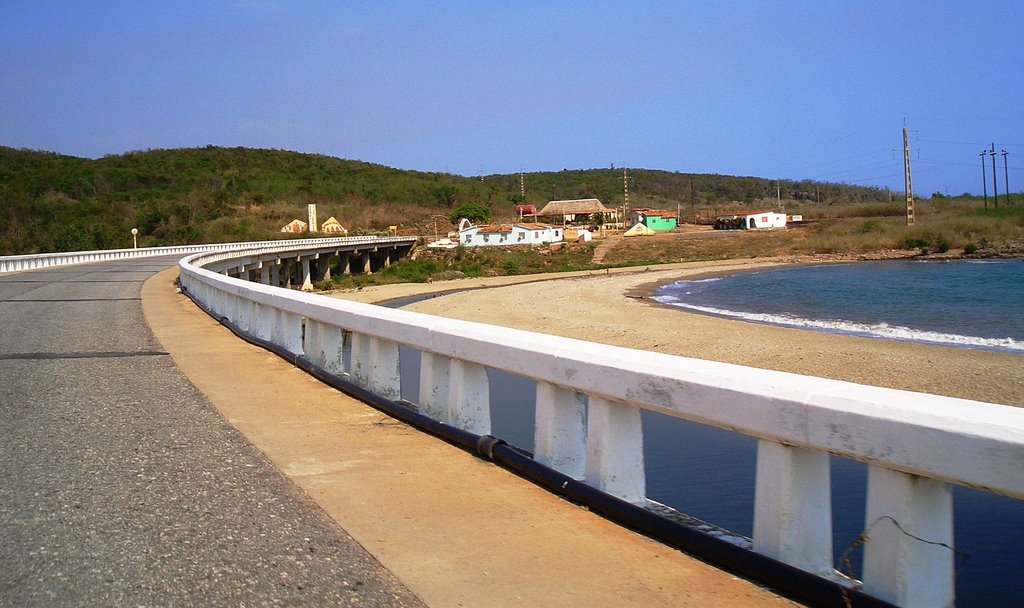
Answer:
[{"left": 0, "top": 257, "right": 423, "bottom": 606}]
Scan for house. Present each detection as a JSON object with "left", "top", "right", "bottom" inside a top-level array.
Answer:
[
  {"left": 457, "top": 219, "right": 563, "bottom": 247},
  {"left": 320, "top": 216, "right": 348, "bottom": 234},
  {"left": 630, "top": 208, "right": 678, "bottom": 231},
  {"left": 281, "top": 219, "right": 308, "bottom": 233},
  {"left": 714, "top": 211, "right": 787, "bottom": 230},
  {"left": 537, "top": 198, "right": 617, "bottom": 224}
]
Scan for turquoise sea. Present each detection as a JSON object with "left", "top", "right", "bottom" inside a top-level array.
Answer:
[{"left": 652, "top": 258, "right": 1024, "bottom": 352}]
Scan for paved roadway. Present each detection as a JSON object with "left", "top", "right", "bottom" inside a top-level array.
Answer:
[{"left": 0, "top": 257, "right": 423, "bottom": 606}]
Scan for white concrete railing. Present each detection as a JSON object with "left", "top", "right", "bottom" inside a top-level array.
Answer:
[
  {"left": 0, "top": 236, "right": 409, "bottom": 274},
  {"left": 179, "top": 244, "right": 1024, "bottom": 608}
]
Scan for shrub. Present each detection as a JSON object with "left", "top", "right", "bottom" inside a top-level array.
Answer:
[
  {"left": 964, "top": 242, "right": 978, "bottom": 254},
  {"left": 935, "top": 234, "right": 951, "bottom": 253}
]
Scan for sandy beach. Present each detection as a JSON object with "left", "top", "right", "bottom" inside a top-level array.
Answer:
[{"left": 330, "top": 257, "right": 1024, "bottom": 407}]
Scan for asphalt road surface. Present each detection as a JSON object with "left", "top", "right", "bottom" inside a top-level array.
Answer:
[{"left": 0, "top": 256, "right": 423, "bottom": 607}]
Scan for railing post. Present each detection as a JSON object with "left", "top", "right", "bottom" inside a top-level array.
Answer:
[
  {"left": 585, "top": 396, "right": 645, "bottom": 503},
  {"left": 863, "top": 465, "right": 954, "bottom": 608},
  {"left": 350, "top": 332, "right": 370, "bottom": 388},
  {"left": 273, "top": 309, "right": 303, "bottom": 355},
  {"left": 418, "top": 351, "right": 451, "bottom": 421},
  {"left": 368, "top": 337, "right": 401, "bottom": 401},
  {"left": 253, "top": 303, "right": 273, "bottom": 341},
  {"left": 448, "top": 359, "right": 490, "bottom": 434},
  {"left": 752, "top": 440, "right": 833, "bottom": 576},
  {"left": 534, "top": 382, "right": 586, "bottom": 479}
]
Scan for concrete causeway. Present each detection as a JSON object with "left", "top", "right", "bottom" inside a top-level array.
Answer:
[
  {"left": 0, "top": 257, "right": 422, "bottom": 606},
  {"left": 1, "top": 256, "right": 795, "bottom": 607}
]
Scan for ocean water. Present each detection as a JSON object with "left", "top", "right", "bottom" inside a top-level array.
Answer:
[
  {"left": 394, "top": 260, "right": 1024, "bottom": 606},
  {"left": 651, "top": 258, "right": 1024, "bottom": 352}
]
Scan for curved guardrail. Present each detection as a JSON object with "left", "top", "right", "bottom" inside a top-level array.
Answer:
[{"left": 178, "top": 243, "right": 1024, "bottom": 608}]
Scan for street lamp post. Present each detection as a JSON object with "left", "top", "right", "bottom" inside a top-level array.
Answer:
[{"left": 131, "top": 228, "right": 138, "bottom": 249}]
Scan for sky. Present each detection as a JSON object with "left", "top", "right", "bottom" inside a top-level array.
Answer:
[{"left": 2, "top": 1, "right": 1023, "bottom": 197}]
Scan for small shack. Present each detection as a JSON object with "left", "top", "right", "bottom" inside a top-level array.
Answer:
[
  {"left": 320, "top": 216, "right": 348, "bottom": 234},
  {"left": 714, "top": 211, "right": 787, "bottom": 230},
  {"left": 514, "top": 204, "right": 538, "bottom": 218},
  {"left": 281, "top": 219, "right": 308, "bottom": 233},
  {"left": 630, "top": 208, "right": 678, "bottom": 231},
  {"left": 623, "top": 222, "right": 655, "bottom": 237}
]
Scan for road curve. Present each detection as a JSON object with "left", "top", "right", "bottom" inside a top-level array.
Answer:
[{"left": 0, "top": 256, "right": 423, "bottom": 607}]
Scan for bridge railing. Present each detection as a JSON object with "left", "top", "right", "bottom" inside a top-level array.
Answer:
[
  {"left": 0, "top": 236, "right": 402, "bottom": 274},
  {"left": 179, "top": 244, "right": 1024, "bottom": 608}
]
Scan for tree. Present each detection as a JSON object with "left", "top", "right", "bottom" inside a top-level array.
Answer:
[{"left": 448, "top": 203, "right": 490, "bottom": 223}]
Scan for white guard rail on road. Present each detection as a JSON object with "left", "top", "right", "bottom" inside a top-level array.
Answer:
[
  {"left": 179, "top": 244, "right": 1024, "bottom": 608},
  {"left": 0, "top": 236, "right": 407, "bottom": 274}
]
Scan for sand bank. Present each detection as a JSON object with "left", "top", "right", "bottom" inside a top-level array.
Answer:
[{"left": 329, "top": 258, "right": 1023, "bottom": 407}]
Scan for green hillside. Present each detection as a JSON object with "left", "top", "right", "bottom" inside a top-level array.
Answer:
[{"left": 0, "top": 145, "right": 892, "bottom": 255}]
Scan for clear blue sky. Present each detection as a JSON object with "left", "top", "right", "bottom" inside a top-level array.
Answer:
[{"left": 2, "top": 1, "right": 1022, "bottom": 197}]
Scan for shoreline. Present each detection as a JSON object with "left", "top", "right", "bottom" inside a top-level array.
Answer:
[{"left": 329, "top": 256, "right": 1024, "bottom": 407}]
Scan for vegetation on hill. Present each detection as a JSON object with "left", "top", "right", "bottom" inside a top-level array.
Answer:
[{"left": 2, "top": 145, "right": 905, "bottom": 255}]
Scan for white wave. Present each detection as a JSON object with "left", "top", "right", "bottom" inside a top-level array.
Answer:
[{"left": 660, "top": 302, "right": 1024, "bottom": 353}]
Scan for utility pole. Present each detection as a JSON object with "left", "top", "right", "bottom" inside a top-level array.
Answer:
[
  {"left": 980, "top": 150, "right": 989, "bottom": 209},
  {"left": 990, "top": 144, "right": 999, "bottom": 208},
  {"left": 776, "top": 184, "right": 783, "bottom": 213},
  {"left": 902, "top": 127, "right": 915, "bottom": 225},
  {"left": 623, "top": 167, "right": 629, "bottom": 229},
  {"left": 1002, "top": 150, "right": 1011, "bottom": 205},
  {"left": 689, "top": 177, "right": 696, "bottom": 222}
]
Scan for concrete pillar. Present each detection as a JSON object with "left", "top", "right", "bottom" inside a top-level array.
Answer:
[
  {"left": 753, "top": 441, "right": 834, "bottom": 576},
  {"left": 283, "top": 260, "right": 293, "bottom": 289},
  {"left": 321, "top": 255, "right": 332, "bottom": 282},
  {"left": 270, "top": 262, "right": 280, "bottom": 287},
  {"left": 418, "top": 352, "right": 451, "bottom": 421},
  {"left": 300, "top": 258, "right": 313, "bottom": 291},
  {"left": 340, "top": 253, "right": 351, "bottom": 275},
  {"left": 449, "top": 359, "right": 490, "bottom": 435},
  {"left": 259, "top": 265, "right": 271, "bottom": 285},
  {"left": 384, "top": 249, "right": 391, "bottom": 268},
  {"left": 534, "top": 382, "right": 587, "bottom": 479},
  {"left": 362, "top": 254, "right": 371, "bottom": 275},
  {"left": 585, "top": 396, "right": 645, "bottom": 503},
  {"left": 863, "top": 466, "right": 954, "bottom": 608}
]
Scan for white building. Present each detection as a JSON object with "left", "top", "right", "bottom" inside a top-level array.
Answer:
[
  {"left": 457, "top": 219, "right": 564, "bottom": 247},
  {"left": 741, "top": 211, "right": 787, "bottom": 229}
]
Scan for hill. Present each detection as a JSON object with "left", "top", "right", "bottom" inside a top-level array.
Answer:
[{"left": 1, "top": 145, "right": 893, "bottom": 255}]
